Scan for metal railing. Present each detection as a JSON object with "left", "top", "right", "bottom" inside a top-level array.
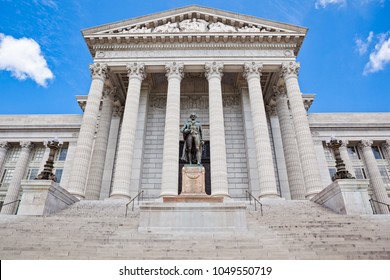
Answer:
[
  {"left": 369, "top": 198, "right": 390, "bottom": 214},
  {"left": 125, "top": 190, "right": 144, "bottom": 217},
  {"left": 0, "top": 199, "right": 21, "bottom": 214},
  {"left": 245, "top": 190, "right": 263, "bottom": 216}
]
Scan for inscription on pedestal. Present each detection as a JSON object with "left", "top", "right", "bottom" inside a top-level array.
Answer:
[{"left": 182, "top": 165, "right": 206, "bottom": 194}]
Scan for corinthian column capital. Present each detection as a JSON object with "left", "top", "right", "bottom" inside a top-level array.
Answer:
[
  {"left": 281, "top": 61, "right": 300, "bottom": 79},
  {"left": 272, "top": 85, "right": 287, "bottom": 99},
  {"left": 20, "top": 141, "right": 34, "bottom": 149},
  {"left": 89, "top": 63, "right": 108, "bottom": 81},
  {"left": 165, "top": 62, "right": 184, "bottom": 80},
  {"left": 126, "top": 63, "right": 146, "bottom": 80},
  {"left": 358, "top": 139, "right": 373, "bottom": 148},
  {"left": 0, "top": 141, "right": 10, "bottom": 150},
  {"left": 205, "top": 62, "right": 224, "bottom": 80},
  {"left": 102, "top": 86, "right": 118, "bottom": 102},
  {"left": 339, "top": 139, "right": 349, "bottom": 148},
  {"left": 382, "top": 139, "right": 390, "bottom": 149},
  {"left": 243, "top": 62, "right": 263, "bottom": 80}
]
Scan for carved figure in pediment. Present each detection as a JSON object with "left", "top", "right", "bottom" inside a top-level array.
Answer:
[
  {"left": 127, "top": 26, "right": 152, "bottom": 33},
  {"left": 208, "top": 22, "right": 237, "bottom": 32},
  {"left": 179, "top": 18, "right": 208, "bottom": 32},
  {"left": 153, "top": 21, "right": 180, "bottom": 33},
  {"left": 238, "top": 26, "right": 261, "bottom": 32}
]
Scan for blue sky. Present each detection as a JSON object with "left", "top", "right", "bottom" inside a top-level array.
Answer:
[{"left": 0, "top": 0, "right": 389, "bottom": 114}]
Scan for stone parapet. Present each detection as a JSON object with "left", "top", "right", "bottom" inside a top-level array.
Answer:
[
  {"left": 311, "top": 179, "right": 372, "bottom": 215},
  {"left": 17, "top": 180, "right": 78, "bottom": 216}
]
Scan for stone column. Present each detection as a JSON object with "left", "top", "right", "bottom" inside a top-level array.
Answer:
[
  {"left": 68, "top": 63, "right": 108, "bottom": 199},
  {"left": 1, "top": 141, "right": 34, "bottom": 215},
  {"left": 243, "top": 62, "right": 278, "bottom": 198},
  {"left": 0, "top": 141, "right": 10, "bottom": 171},
  {"left": 160, "top": 62, "right": 184, "bottom": 197},
  {"left": 110, "top": 63, "right": 146, "bottom": 200},
  {"left": 100, "top": 105, "right": 123, "bottom": 199},
  {"left": 359, "top": 139, "right": 390, "bottom": 214},
  {"left": 339, "top": 139, "right": 356, "bottom": 178},
  {"left": 382, "top": 140, "right": 390, "bottom": 166},
  {"left": 84, "top": 87, "right": 116, "bottom": 200},
  {"left": 205, "top": 62, "right": 229, "bottom": 197},
  {"left": 273, "top": 86, "right": 306, "bottom": 200},
  {"left": 281, "top": 62, "right": 323, "bottom": 198}
]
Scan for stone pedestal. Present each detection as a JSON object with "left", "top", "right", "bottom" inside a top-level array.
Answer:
[
  {"left": 17, "top": 180, "right": 78, "bottom": 216},
  {"left": 181, "top": 165, "right": 206, "bottom": 195},
  {"left": 139, "top": 202, "right": 247, "bottom": 232},
  {"left": 311, "top": 179, "right": 372, "bottom": 215}
]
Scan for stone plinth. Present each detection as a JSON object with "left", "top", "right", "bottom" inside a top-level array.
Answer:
[
  {"left": 182, "top": 165, "right": 206, "bottom": 194},
  {"left": 17, "top": 180, "right": 78, "bottom": 216},
  {"left": 139, "top": 202, "right": 247, "bottom": 232},
  {"left": 311, "top": 179, "right": 372, "bottom": 215}
]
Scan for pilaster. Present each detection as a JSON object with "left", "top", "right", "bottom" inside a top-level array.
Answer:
[{"left": 0, "top": 141, "right": 10, "bottom": 172}]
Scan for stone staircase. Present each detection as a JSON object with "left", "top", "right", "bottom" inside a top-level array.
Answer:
[{"left": 0, "top": 199, "right": 390, "bottom": 259}]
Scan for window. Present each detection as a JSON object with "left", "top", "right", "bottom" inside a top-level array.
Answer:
[
  {"left": 56, "top": 145, "right": 68, "bottom": 161},
  {"left": 55, "top": 169, "right": 63, "bottom": 183},
  {"left": 31, "top": 147, "right": 45, "bottom": 162},
  {"left": 372, "top": 146, "right": 383, "bottom": 160},
  {"left": 324, "top": 144, "right": 334, "bottom": 161},
  {"left": 6, "top": 147, "right": 20, "bottom": 162},
  {"left": 378, "top": 166, "right": 390, "bottom": 184},
  {"left": 0, "top": 169, "right": 14, "bottom": 188},
  {"left": 26, "top": 168, "right": 39, "bottom": 180},
  {"left": 347, "top": 146, "right": 360, "bottom": 160},
  {"left": 328, "top": 167, "right": 337, "bottom": 179},
  {"left": 354, "top": 167, "right": 367, "bottom": 179}
]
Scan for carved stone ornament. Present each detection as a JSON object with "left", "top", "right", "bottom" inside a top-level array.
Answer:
[
  {"left": 205, "top": 62, "right": 224, "bottom": 79},
  {"left": 382, "top": 139, "right": 390, "bottom": 149},
  {"left": 165, "top": 62, "right": 184, "bottom": 79},
  {"left": 102, "top": 86, "right": 118, "bottom": 102},
  {"left": 281, "top": 61, "right": 300, "bottom": 79},
  {"left": 89, "top": 63, "right": 108, "bottom": 80},
  {"left": 273, "top": 85, "right": 287, "bottom": 99},
  {"left": 266, "top": 105, "right": 277, "bottom": 117},
  {"left": 238, "top": 26, "right": 261, "bottom": 32},
  {"left": 208, "top": 22, "right": 236, "bottom": 32},
  {"left": 20, "top": 141, "right": 33, "bottom": 149},
  {"left": 243, "top": 62, "right": 263, "bottom": 79},
  {"left": 339, "top": 139, "right": 349, "bottom": 148},
  {"left": 179, "top": 19, "right": 208, "bottom": 32},
  {"left": 358, "top": 139, "right": 373, "bottom": 148},
  {"left": 327, "top": 138, "right": 355, "bottom": 181},
  {"left": 0, "top": 141, "right": 10, "bottom": 150},
  {"left": 154, "top": 21, "right": 180, "bottom": 33},
  {"left": 126, "top": 63, "right": 146, "bottom": 80},
  {"left": 223, "top": 95, "right": 240, "bottom": 108},
  {"left": 113, "top": 105, "right": 124, "bottom": 118},
  {"left": 36, "top": 138, "right": 63, "bottom": 182}
]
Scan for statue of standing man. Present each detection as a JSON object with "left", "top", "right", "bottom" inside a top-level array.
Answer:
[{"left": 181, "top": 113, "right": 204, "bottom": 165}]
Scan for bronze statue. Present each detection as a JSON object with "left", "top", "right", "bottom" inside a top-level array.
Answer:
[{"left": 181, "top": 113, "right": 204, "bottom": 165}]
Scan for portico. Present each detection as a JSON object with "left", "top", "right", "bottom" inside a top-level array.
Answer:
[{"left": 63, "top": 5, "right": 326, "bottom": 202}]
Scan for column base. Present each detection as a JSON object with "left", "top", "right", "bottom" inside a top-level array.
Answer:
[{"left": 110, "top": 193, "right": 131, "bottom": 200}]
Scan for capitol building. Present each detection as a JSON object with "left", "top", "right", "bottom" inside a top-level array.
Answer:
[{"left": 0, "top": 5, "right": 389, "bottom": 260}]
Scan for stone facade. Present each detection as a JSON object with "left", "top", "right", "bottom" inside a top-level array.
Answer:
[{"left": 1, "top": 6, "right": 390, "bottom": 214}]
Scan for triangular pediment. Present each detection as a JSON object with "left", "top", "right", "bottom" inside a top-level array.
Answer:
[{"left": 83, "top": 5, "right": 307, "bottom": 36}]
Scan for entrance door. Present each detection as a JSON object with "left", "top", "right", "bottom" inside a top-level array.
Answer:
[{"left": 178, "top": 141, "right": 211, "bottom": 195}]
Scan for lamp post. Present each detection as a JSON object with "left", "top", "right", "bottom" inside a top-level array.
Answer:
[
  {"left": 36, "top": 138, "right": 63, "bottom": 182},
  {"left": 327, "top": 137, "right": 355, "bottom": 181}
]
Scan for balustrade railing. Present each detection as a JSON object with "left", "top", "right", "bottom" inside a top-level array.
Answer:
[
  {"left": 125, "top": 190, "right": 144, "bottom": 217},
  {"left": 245, "top": 190, "right": 263, "bottom": 216}
]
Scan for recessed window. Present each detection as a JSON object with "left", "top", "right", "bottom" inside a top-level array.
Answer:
[
  {"left": 328, "top": 167, "right": 337, "bottom": 179},
  {"left": 372, "top": 146, "right": 383, "bottom": 160},
  {"left": 347, "top": 146, "right": 360, "bottom": 160},
  {"left": 26, "top": 168, "right": 39, "bottom": 180},
  {"left": 378, "top": 166, "right": 390, "bottom": 183},
  {"left": 323, "top": 144, "right": 334, "bottom": 161},
  {"left": 31, "top": 147, "right": 45, "bottom": 162},
  {"left": 6, "top": 147, "right": 21, "bottom": 162},
  {"left": 0, "top": 169, "right": 14, "bottom": 188},
  {"left": 55, "top": 169, "right": 63, "bottom": 183},
  {"left": 354, "top": 167, "right": 367, "bottom": 179},
  {"left": 56, "top": 144, "right": 68, "bottom": 161}
]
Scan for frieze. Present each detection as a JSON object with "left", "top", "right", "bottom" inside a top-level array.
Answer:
[{"left": 150, "top": 95, "right": 240, "bottom": 110}]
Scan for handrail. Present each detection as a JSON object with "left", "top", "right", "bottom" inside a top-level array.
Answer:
[
  {"left": 245, "top": 190, "right": 263, "bottom": 216},
  {"left": 125, "top": 190, "right": 144, "bottom": 217},
  {"left": 369, "top": 198, "right": 390, "bottom": 214},
  {"left": 1, "top": 199, "right": 21, "bottom": 214}
]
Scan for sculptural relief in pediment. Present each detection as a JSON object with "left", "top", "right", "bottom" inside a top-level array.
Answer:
[{"left": 116, "top": 18, "right": 272, "bottom": 34}]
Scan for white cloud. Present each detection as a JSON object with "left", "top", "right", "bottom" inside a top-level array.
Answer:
[
  {"left": 315, "top": 0, "right": 347, "bottom": 8},
  {"left": 364, "top": 33, "right": 390, "bottom": 74},
  {"left": 355, "top": 31, "right": 374, "bottom": 55},
  {"left": 0, "top": 33, "right": 54, "bottom": 87}
]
